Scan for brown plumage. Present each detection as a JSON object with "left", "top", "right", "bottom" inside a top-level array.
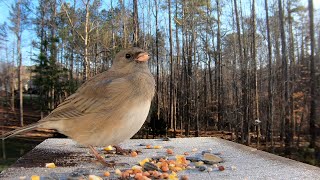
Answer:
[{"left": 1, "top": 47, "right": 155, "bottom": 148}]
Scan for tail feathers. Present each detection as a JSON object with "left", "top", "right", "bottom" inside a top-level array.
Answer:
[{"left": 1, "top": 123, "right": 42, "bottom": 140}]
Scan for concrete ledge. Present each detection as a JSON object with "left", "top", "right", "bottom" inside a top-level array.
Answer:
[{"left": 1, "top": 137, "right": 319, "bottom": 179}]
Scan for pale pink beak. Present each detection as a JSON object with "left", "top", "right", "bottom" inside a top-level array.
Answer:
[{"left": 135, "top": 52, "right": 150, "bottom": 62}]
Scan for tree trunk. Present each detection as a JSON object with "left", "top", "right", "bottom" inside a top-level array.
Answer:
[
  {"left": 264, "top": 0, "right": 274, "bottom": 147},
  {"left": 278, "top": 0, "right": 291, "bottom": 155},
  {"left": 233, "top": 0, "right": 246, "bottom": 144},
  {"left": 83, "top": 0, "right": 90, "bottom": 81},
  {"left": 16, "top": 0, "right": 23, "bottom": 127},
  {"left": 308, "top": 0, "right": 316, "bottom": 149},
  {"left": 252, "top": 0, "right": 260, "bottom": 146},
  {"left": 133, "top": 0, "right": 139, "bottom": 46}
]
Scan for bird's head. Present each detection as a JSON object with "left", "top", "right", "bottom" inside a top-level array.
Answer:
[{"left": 113, "top": 47, "right": 150, "bottom": 72}]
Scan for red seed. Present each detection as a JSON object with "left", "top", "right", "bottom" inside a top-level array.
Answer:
[{"left": 218, "top": 166, "right": 225, "bottom": 171}]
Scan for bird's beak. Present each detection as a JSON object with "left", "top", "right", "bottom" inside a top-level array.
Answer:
[{"left": 135, "top": 52, "right": 150, "bottom": 62}]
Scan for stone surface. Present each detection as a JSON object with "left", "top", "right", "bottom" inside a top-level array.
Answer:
[{"left": 1, "top": 137, "right": 320, "bottom": 180}]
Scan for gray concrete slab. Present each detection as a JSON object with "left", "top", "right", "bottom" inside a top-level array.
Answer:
[{"left": 1, "top": 137, "right": 319, "bottom": 180}]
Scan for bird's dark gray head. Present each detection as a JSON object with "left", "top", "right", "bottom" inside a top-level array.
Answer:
[{"left": 113, "top": 47, "right": 150, "bottom": 70}]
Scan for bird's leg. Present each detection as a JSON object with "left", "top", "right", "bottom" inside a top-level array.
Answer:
[{"left": 88, "top": 145, "right": 114, "bottom": 167}]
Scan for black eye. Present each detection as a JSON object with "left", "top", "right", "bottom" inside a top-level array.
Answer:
[{"left": 125, "top": 54, "right": 131, "bottom": 59}]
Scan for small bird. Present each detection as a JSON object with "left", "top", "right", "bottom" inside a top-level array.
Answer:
[{"left": 1, "top": 47, "right": 155, "bottom": 166}]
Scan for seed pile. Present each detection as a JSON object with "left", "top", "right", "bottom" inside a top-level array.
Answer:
[{"left": 23, "top": 143, "right": 232, "bottom": 180}]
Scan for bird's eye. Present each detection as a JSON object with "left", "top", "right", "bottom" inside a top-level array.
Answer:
[{"left": 125, "top": 54, "right": 131, "bottom": 59}]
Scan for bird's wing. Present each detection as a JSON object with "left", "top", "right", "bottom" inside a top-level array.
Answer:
[{"left": 40, "top": 73, "right": 133, "bottom": 122}]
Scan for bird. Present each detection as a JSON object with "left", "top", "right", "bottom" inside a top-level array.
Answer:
[{"left": 1, "top": 47, "right": 155, "bottom": 166}]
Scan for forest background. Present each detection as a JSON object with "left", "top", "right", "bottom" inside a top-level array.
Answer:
[{"left": 0, "top": 0, "right": 319, "bottom": 169}]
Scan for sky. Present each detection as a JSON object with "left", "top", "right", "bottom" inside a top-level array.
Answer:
[{"left": 0, "top": 0, "right": 319, "bottom": 66}]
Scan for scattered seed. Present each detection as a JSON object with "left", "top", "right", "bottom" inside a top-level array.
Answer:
[
  {"left": 131, "top": 151, "right": 138, "bottom": 157},
  {"left": 184, "top": 152, "right": 189, "bottom": 156},
  {"left": 186, "top": 166, "right": 194, "bottom": 170},
  {"left": 231, "top": 165, "right": 237, "bottom": 170},
  {"left": 132, "top": 165, "right": 143, "bottom": 170},
  {"left": 162, "top": 173, "right": 169, "bottom": 179},
  {"left": 122, "top": 171, "right": 130, "bottom": 179},
  {"left": 115, "top": 169, "right": 122, "bottom": 176},
  {"left": 88, "top": 175, "right": 102, "bottom": 180},
  {"left": 139, "top": 158, "right": 150, "bottom": 166},
  {"left": 103, "top": 171, "right": 110, "bottom": 177},
  {"left": 30, "top": 175, "right": 40, "bottom": 180},
  {"left": 143, "top": 162, "right": 160, "bottom": 171},
  {"left": 135, "top": 173, "right": 143, "bottom": 178},
  {"left": 45, "top": 163, "right": 56, "bottom": 168},
  {"left": 143, "top": 171, "right": 150, "bottom": 177},
  {"left": 166, "top": 149, "right": 174, "bottom": 155},
  {"left": 218, "top": 166, "right": 225, "bottom": 171},
  {"left": 154, "top": 145, "right": 162, "bottom": 149},
  {"left": 180, "top": 175, "right": 189, "bottom": 180},
  {"left": 161, "top": 166, "right": 169, "bottom": 172},
  {"left": 152, "top": 171, "right": 160, "bottom": 178},
  {"left": 146, "top": 145, "right": 152, "bottom": 149},
  {"left": 104, "top": 145, "right": 113, "bottom": 151},
  {"left": 192, "top": 148, "right": 198, "bottom": 152},
  {"left": 195, "top": 161, "right": 204, "bottom": 167}
]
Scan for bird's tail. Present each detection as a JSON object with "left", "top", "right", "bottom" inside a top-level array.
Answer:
[{"left": 1, "top": 123, "right": 42, "bottom": 140}]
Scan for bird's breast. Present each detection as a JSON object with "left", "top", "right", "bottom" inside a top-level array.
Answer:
[{"left": 107, "top": 100, "right": 151, "bottom": 145}]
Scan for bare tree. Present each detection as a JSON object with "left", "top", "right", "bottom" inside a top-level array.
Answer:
[
  {"left": 9, "top": 0, "right": 29, "bottom": 126},
  {"left": 308, "top": 0, "right": 316, "bottom": 149}
]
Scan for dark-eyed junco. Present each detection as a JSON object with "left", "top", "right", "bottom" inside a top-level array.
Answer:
[{"left": 1, "top": 47, "right": 155, "bottom": 166}]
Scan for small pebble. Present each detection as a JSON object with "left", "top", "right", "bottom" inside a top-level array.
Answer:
[
  {"left": 162, "top": 137, "right": 170, "bottom": 141},
  {"left": 192, "top": 148, "right": 198, "bottom": 152},
  {"left": 198, "top": 165, "right": 208, "bottom": 171},
  {"left": 186, "top": 156, "right": 201, "bottom": 162},
  {"left": 207, "top": 167, "right": 213, "bottom": 172},
  {"left": 201, "top": 150, "right": 212, "bottom": 155},
  {"left": 212, "top": 164, "right": 218, "bottom": 168},
  {"left": 231, "top": 165, "right": 237, "bottom": 170},
  {"left": 164, "top": 146, "right": 175, "bottom": 149},
  {"left": 19, "top": 176, "right": 26, "bottom": 180}
]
